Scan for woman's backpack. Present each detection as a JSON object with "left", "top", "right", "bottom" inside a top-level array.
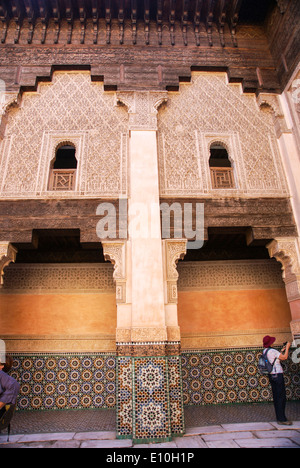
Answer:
[{"left": 258, "top": 348, "right": 277, "bottom": 375}]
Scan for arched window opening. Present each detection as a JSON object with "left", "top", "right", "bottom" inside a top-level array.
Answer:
[
  {"left": 209, "top": 143, "right": 235, "bottom": 189},
  {"left": 48, "top": 144, "right": 77, "bottom": 191}
]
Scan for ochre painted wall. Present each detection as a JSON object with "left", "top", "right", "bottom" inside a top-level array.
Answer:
[
  {"left": 0, "top": 293, "right": 117, "bottom": 335},
  {"left": 178, "top": 289, "right": 291, "bottom": 334}
]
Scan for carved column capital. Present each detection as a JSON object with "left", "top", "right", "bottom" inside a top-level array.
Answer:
[
  {"left": 257, "top": 93, "right": 289, "bottom": 138},
  {"left": 267, "top": 237, "right": 300, "bottom": 302},
  {"left": 0, "top": 242, "right": 18, "bottom": 285},
  {"left": 116, "top": 90, "right": 168, "bottom": 131},
  {"left": 163, "top": 239, "right": 187, "bottom": 304},
  {"left": 102, "top": 240, "right": 126, "bottom": 303}
]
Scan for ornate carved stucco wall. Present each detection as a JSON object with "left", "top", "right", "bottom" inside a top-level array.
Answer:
[
  {"left": 0, "top": 71, "right": 128, "bottom": 198},
  {"left": 158, "top": 72, "right": 289, "bottom": 197},
  {"left": 0, "top": 70, "right": 291, "bottom": 200}
]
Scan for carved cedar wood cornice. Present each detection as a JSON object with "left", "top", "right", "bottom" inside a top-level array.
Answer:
[{"left": 0, "top": 0, "right": 263, "bottom": 47}]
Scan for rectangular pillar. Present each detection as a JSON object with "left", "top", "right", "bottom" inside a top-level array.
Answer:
[{"left": 115, "top": 91, "right": 185, "bottom": 443}]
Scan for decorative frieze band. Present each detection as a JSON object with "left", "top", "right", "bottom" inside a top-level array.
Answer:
[
  {"left": 177, "top": 259, "right": 284, "bottom": 292},
  {"left": 1, "top": 263, "right": 115, "bottom": 293}
]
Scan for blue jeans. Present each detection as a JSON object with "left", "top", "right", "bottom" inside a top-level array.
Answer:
[{"left": 268, "top": 373, "right": 287, "bottom": 422}]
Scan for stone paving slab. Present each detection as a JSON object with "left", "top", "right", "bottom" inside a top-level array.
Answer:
[
  {"left": 18, "top": 432, "right": 76, "bottom": 443},
  {"left": 254, "top": 430, "right": 300, "bottom": 439},
  {"left": 206, "top": 440, "right": 241, "bottom": 449},
  {"left": 185, "top": 425, "right": 225, "bottom": 435},
  {"left": 81, "top": 439, "right": 133, "bottom": 448},
  {"left": 202, "top": 431, "right": 255, "bottom": 442},
  {"left": 73, "top": 431, "right": 116, "bottom": 440},
  {"left": 235, "top": 438, "right": 300, "bottom": 448},
  {"left": 221, "top": 422, "right": 274, "bottom": 432},
  {"left": 173, "top": 436, "right": 208, "bottom": 448},
  {"left": 0, "top": 421, "right": 299, "bottom": 449}
]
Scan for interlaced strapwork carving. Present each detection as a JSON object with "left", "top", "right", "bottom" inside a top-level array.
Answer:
[
  {"left": 158, "top": 73, "right": 288, "bottom": 196},
  {"left": 0, "top": 72, "right": 128, "bottom": 198}
]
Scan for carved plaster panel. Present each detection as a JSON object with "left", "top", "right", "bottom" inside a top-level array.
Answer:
[
  {"left": 0, "top": 242, "right": 17, "bottom": 285},
  {"left": 2, "top": 263, "right": 115, "bottom": 292},
  {"left": 178, "top": 259, "right": 285, "bottom": 292},
  {"left": 158, "top": 73, "right": 289, "bottom": 197},
  {"left": 257, "top": 93, "right": 290, "bottom": 138},
  {"left": 116, "top": 91, "right": 168, "bottom": 131},
  {"left": 102, "top": 240, "right": 127, "bottom": 303},
  {"left": 0, "top": 72, "right": 128, "bottom": 198},
  {"left": 163, "top": 239, "right": 187, "bottom": 304},
  {"left": 267, "top": 237, "right": 300, "bottom": 302}
]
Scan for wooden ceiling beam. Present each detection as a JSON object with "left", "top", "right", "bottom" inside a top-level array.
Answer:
[
  {"left": 50, "top": 0, "right": 61, "bottom": 44},
  {"left": 204, "top": 0, "right": 215, "bottom": 46},
  {"left": 0, "top": 0, "right": 10, "bottom": 43},
  {"left": 131, "top": 0, "right": 137, "bottom": 45},
  {"left": 193, "top": 0, "right": 203, "bottom": 45},
  {"left": 105, "top": 0, "right": 111, "bottom": 44},
  {"left": 77, "top": 0, "right": 87, "bottom": 44},
  {"left": 91, "top": 0, "right": 99, "bottom": 44},
  {"left": 169, "top": 0, "right": 176, "bottom": 45},
  {"left": 23, "top": 0, "right": 36, "bottom": 43},
  {"left": 11, "top": 0, "right": 24, "bottom": 44},
  {"left": 37, "top": 0, "right": 50, "bottom": 43},
  {"left": 216, "top": 0, "right": 229, "bottom": 47},
  {"left": 64, "top": 0, "right": 74, "bottom": 44},
  {"left": 118, "top": 0, "right": 125, "bottom": 44},
  {"left": 182, "top": 0, "right": 189, "bottom": 46},
  {"left": 228, "top": 0, "right": 243, "bottom": 46},
  {"left": 144, "top": 0, "right": 150, "bottom": 45},
  {"left": 157, "top": 0, "right": 163, "bottom": 45}
]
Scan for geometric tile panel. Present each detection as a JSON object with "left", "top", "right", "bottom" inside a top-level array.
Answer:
[
  {"left": 182, "top": 348, "right": 300, "bottom": 406},
  {"left": 133, "top": 357, "right": 170, "bottom": 442},
  {"left": 10, "top": 353, "right": 116, "bottom": 411},
  {"left": 116, "top": 357, "right": 133, "bottom": 438},
  {"left": 117, "top": 355, "right": 185, "bottom": 443},
  {"left": 10, "top": 347, "right": 300, "bottom": 419},
  {"left": 168, "top": 355, "right": 185, "bottom": 436}
]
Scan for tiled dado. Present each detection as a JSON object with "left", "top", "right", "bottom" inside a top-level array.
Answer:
[
  {"left": 182, "top": 349, "right": 300, "bottom": 406},
  {"left": 10, "top": 353, "right": 117, "bottom": 411},
  {"left": 117, "top": 355, "right": 185, "bottom": 443},
  {"left": 9, "top": 348, "right": 300, "bottom": 420}
]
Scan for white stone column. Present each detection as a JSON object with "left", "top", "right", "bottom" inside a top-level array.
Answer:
[
  {"left": 116, "top": 91, "right": 168, "bottom": 344},
  {"left": 115, "top": 91, "right": 185, "bottom": 443},
  {"left": 267, "top": 237, "right": 300, "bottom": 339}
]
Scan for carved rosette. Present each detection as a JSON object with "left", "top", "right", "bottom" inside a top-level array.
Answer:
[
  {"left": 267, "top": 237, "right": 300, "bottom": 302},
  {"left": 0, "top": 242, "right": 18, "bottom": 285},
  {"left": 116, "top": 91, "right": 168, "bottom": 131},
  {"left": 163, "top": 239, "right": 187, "bottom": 304},
  {"left": 102, "top": 241, "right": 126, "bottom": 303}
]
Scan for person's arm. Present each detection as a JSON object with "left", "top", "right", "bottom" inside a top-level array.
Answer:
[
  {"left": 0, "top": 372, "right": 20, "bottom": 406},
  {"left": 278, "top": 342, "right": 291, "bottom": 361}
]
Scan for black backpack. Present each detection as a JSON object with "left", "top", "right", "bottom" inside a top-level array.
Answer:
[{"left": 258, "top": 348, "right": 277, "bottom": 375}]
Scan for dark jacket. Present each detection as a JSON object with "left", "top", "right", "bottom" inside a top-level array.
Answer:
[{"left": 0, "top": 370, "right": 20, "bottom": 405}]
